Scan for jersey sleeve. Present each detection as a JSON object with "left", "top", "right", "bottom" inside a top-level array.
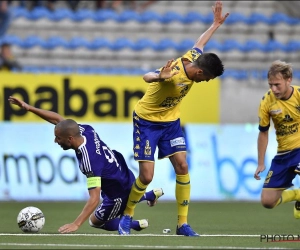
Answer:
[{"left": 258, "top": 94, "right": 270, "bottom": 132}]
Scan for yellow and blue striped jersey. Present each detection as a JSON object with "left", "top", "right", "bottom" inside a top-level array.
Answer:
[
  {"left": 134, "top": 48, "right": 202, "bottom": 122},
  {"left": 258, "top": 86, "right": 300, "bottom": 152}
]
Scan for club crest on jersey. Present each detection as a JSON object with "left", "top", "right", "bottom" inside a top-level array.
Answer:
[
  {"left": 170, "top": 137, "right": 186, "bottom": 147},
  {"left": 144, "top": 140, "right": 151, "bottom": 156},
  {"left": 283, "top": 114, "right": 293, "bottom": 122},
  {"left": 269, "top": 109, "right": 282, "bottom": 115}
]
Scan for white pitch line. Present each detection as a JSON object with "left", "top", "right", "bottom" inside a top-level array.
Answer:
[
  {"left": 0, "top": 233, "right": 261, "bottom": 237},
  {"left": 0, "top": 243, "right": 290, "bottom": 250}
]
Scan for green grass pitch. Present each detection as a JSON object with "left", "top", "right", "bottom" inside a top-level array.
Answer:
[{"left": 0, "top": 201, "right": 299, "bottom": 249}]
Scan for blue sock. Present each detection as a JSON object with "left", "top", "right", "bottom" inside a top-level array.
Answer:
[
  {"left": 131, "top": 220, "right": 142, "bottom": 231},
  {"left": 101, "top": 218, "right": 119, "bottom": 231},
  {"left": 139, "top": 190, "right": 155, "bottom": 202},
  {"left": 96, "top": 218, "right": 142, "bottom": 231}
]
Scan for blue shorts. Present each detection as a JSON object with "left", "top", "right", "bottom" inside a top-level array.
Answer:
[
  {"left": 263, "top": 148, "right": 300, "bottom": 189},
  {"left": 133, "top": 112, "right": 186, "bottom": 161},
  {"left": 94, "top": 192, "right": 129, "bottom": 222}
]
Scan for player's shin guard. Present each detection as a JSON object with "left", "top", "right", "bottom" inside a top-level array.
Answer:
[
  {"left": 124, "top": 177, "right": 148, "bottom": 216},
  {"left": 176, "top": 174, "right": 190, "bottom": 226}
]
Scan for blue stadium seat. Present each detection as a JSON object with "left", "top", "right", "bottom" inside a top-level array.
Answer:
[
  {"left": 51, "top": 8, "right": 74, "bottom": 21},
  {"left": 160, "top": 11, "right": 184, "bottom": 24},
  {"left": 92, "top": 9, "right": 118, "bottom": 22},
  {"left": 250, "top": 70, "right": 268, "bottom": 79},
  {"left": 246, "top": 12, "right": 269, "bottom": 25},
  {"left": 293, "top": 71, "right": 300, "bottom": 79},
  {"left": 116, "top": 10, "right": 138, "bottom": 22},
  {"left": 65, "top": 37, "right": 89, "bottom": 49},
  {"left": 27, "top": 7, "right": 51, "bottom": 20},
  {"left": 41, "top": 36, "right": 68, "bottom": 49},
  {"left": 131, "top": 38, "right": 155, "bottom": 51},
  {"left": 71, "top": 9, "right": 94, "bottom": 22},
  {"left": 203, "top": 12, "right": 214, "bottom": 24},
  {"left": 21, "top": 35, "right": 44, "bottom": 48},
  {"left": 0, "top": 34, "right": 22, "bottom": 46},
  {"left": 182, "top": 11, "right": 204, "bottom": 24},
  {"left": 109, "top": 38, "right": 133, "bottom": 50},
  {"left": 262, "top": 40, "right": 284, "bottom": 52},
  {"left": 224, "top": 12, "right": 247, "bottom": 25},
  {"left": 221, "top": 69, "right": 248, "bottom": 80},
  {"left": 284, "top": 40, "right": 300, "bottom": 52},
  {"left": 136, "top": 10, "right": 161, "bottom": 23},
  {"left": 268, "top": 12, "right": 290, "bottom": 25},
  {"left": 204, "top": 39, "right": 221, "bottom": 51},
  {"left": 221, "top": 39, "right": 242, "bottom": 52},
  {"left": 176, "top": 39, "right": 194, "bottom": 51},
  {"left": 153, "top": 38, "right": 177, "bottom": 51},
  {"left": 240, "top": 39, "right": 264, "bottom": 52},
  {"left": 87, "top": 37, "right": 110, "bottom": 50},
  {"left": 11, "top": 6, "right": 29, "bottom": 19}
]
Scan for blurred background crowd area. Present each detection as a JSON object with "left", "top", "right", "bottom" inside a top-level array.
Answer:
[
  {"left": 0, "top": 1, "right": 300, "bottom": 122},
  {"left": 1, "top": 1, "right": 300, "bottom": 76}
]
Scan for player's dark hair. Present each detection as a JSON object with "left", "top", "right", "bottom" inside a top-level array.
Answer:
[{"left": 194, "top": 53, "right": 224, "bottom": 77}]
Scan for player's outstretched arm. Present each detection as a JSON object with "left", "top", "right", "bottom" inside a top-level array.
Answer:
[
  {"left": 8, "top": 96, "right": 64, "bottom": 125},
  {"left": 143, "top": 59, "right": 179, "bottom": 83},
  {"left": 193, "top": 1, "right": 229, "bottom": 51},
  {"left": 58, "top": 187, "right": 100, "bottom": 234}
]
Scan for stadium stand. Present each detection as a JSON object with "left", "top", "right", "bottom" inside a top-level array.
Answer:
[{"left": 3, "top": 0, "right": 300, "bottom": 79}]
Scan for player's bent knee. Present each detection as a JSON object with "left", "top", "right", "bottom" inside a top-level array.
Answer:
[
  {"left": 261, "top": 199, "right": 276, "bottom": 209},
  {"left": 174, "top": 163, "right": 189, "bottom": 175},
  {"left": 89, "top": 217, "right": 96, "bottom": 227},
  {"left": 139, "top": 174, "right": 153, "bottom": 185},
  {"left": 89, "top": 215, "right": 105, "bottom": 228}
]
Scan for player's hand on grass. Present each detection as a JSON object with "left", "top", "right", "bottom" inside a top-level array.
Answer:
[
  {"left": 8, "top": 96, "right": 29, "bottom": 110},
  {"left": 254, "top": 164, "right": 265, "bottom": 180},
  {"left": 158, "top": 59, "right": 179, "bottom": 80},
  {"left": 212, "top": 1, "right": 229, "bottom": 25},
  {"left": 58, "top": 223, "right": 79, "bottom": 234}
]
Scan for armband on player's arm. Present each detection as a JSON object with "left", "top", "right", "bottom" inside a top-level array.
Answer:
[{"left": 87, "top": 177, "right": 101, "bottom": 190}]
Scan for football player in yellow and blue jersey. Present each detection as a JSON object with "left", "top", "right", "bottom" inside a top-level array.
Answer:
[
  {"left": 254, "top": 60, "right": 300, "bottom": 219},
  {"left": 118, "top": 1, "right": 229, "bottom": 237}
]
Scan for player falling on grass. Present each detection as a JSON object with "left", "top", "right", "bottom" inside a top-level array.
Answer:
[
  {"left": 118, "top": 1, "right": 229, "bottom": 236},
  {"left": 8, "top": 96, "right": 164, "bottom": 234},
  {"left": 254, "top": 60, "right": 300, "bottom": 218}
]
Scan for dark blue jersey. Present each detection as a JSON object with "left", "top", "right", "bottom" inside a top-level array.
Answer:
[{"left": 75, "top": 124, "right": 135, "bottom": 199}]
